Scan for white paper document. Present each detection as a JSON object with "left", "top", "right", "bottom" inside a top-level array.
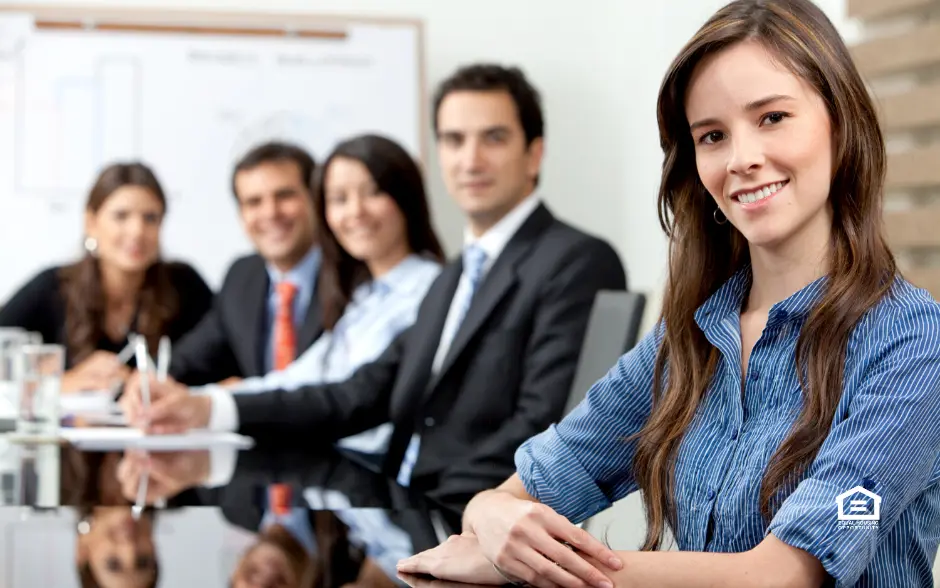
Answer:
[
  {"left": 60, "top": 427, "right": 255, "bottom": 451},
  {"left": 60, "top": 390, "right": 117, "bottom": 415}
]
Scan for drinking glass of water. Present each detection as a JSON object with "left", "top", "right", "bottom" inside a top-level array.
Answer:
[
  {"left": 15, "top": 344, "right": 64, "bottom": 437},
  {"left": 0, "top": 329, "right": 40, "bottom": 423}
]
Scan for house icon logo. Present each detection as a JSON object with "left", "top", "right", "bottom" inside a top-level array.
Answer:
[{"left": 836, "top": 486, "right": 881, "bottom": 524}]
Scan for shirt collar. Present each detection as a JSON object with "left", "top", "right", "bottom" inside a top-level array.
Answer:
[
  {"left": 695, "top": 264, "right": 828, "bottom": 332},
  {"left": 462, "top": 191, "right": 542, "bottom": 263},
  {"left": 265, "top": 245, "right": 321, "bottom": 288},
  {"left": 354, "top": 254, "right": 439, "bottom": 301}
]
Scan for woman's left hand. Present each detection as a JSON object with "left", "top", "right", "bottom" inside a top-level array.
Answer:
[{"left": 397, "top": 534, "right": 505, "bottom": 585}]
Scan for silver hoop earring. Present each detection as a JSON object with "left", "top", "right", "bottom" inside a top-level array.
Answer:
[
  {"left": 84, "top": 237, "right": 98, "bottom": 255},
  {"left": 713, "top": 209, "right": 728, "bottom": 225}
]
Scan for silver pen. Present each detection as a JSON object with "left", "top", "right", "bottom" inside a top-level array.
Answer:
[
  {"left": 132, "top": 334, "right": 152, "bottom": 521},
  {"left": 156, "top": 336, "right": 170, "bottom": 383},
  {"left": 134, "top": 335, "right": 151, "bottom": 419}
]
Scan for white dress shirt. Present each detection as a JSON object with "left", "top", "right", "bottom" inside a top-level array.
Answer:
[{"left": 396, "top": 192, "right": 542, "bottom": 486}]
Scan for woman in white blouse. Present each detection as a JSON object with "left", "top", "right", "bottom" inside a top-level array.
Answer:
[{"left": 220, "top": 133, "right": 446, "bottom": 455}]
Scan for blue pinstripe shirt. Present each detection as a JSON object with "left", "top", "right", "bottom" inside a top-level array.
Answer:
[{"left": 516, "top": 267, "right": 940, "bottom": 587}]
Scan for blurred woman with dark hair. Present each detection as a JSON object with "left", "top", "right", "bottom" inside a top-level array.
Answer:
[
  {"left": 0, "top": 162, "right": 213, "bottom": 393},
  {"left": 171, "top": 134, "right": 445, "bottom": 458}
]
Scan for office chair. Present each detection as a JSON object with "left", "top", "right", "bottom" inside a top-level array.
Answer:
[{"left": 563, "top": 291, "right": 647, "bottom": 418}]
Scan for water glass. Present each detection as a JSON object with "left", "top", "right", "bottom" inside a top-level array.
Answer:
[
  {"left": 15, "top": 344, "right": 64, "bottom": 437},
  {"left": 0, "top": 329, "right": 40, "bottom": 420}
]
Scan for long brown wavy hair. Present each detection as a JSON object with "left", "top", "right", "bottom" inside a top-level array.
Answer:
[
  {"left": 312, "top": 134, "right": 445, "bottom": 330},
  {"left": 59, "top": 163, "right": 178, "bottom": 366},
  {"left": 632, "top": 0, "right": 897, "bottom": 550}
]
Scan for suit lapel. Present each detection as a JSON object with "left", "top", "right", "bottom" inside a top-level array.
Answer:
[
  {"left": 426, "top": 204, "right": 554, "bottom": 393},
  {"left": 408, "top": 262, "right": 462, "bottom": 381},
  {"left": 243, "top": 268, "right": 269, "bottom": 377}
]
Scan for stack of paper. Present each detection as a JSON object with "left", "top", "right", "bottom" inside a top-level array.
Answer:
[
  {"left": 60, "top": 390, "right": 117, "bottom": 415},
  {"left": 60, "top": 427, "right": 254, "bottom": 451}
]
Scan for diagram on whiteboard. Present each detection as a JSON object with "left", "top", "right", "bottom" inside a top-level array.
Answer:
[
  {"left": 228, "top": 108, "right": 355, "bottom": 164},
  {"left": 0, "top": 12, "right": 421, "bottom": 302},
  {"left": 15, "top": 55, "right": 143, "bottom": 198}
]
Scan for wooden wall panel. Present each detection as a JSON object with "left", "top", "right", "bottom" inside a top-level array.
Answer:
[
  {"left": 884, "top": 207, "right": 940, "bottom": 247},
  {"left": 879, "top": 83, "right": 940, "bottom": 133},
  {"left": 848, "top": 0, "right": 934, "bottom": 19},
  {"left": 852, "top": 22, "right": 940, "bottom": 76},
  {"left": 886, "top": 147, "right": 940, "bottom": 189},
  {"left": 853, "top": 1, "right": 940, "bottom": 300}
]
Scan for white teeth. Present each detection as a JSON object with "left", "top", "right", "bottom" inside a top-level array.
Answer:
[{"left": 736, "top": 181, "right": 785, "bottom": 203}]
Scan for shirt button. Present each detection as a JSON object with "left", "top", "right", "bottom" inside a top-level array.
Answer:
[
  {"left": 707, "top": 489, "right": 716, "bottom": 501},
  {"left": 424, "top": 417, "right": 436, "bottom": 427},
  {"left": 749, "top": 371, "right": 759, "bottom": 381},
  {"left": 730, "top": 430, "right": 738, "bottom": 441}
]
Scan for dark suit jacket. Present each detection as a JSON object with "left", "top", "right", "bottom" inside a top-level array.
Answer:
[
  {"left": 169, "top": 253, "right": 322, "bottom": 385},
  {"left": 233, "top": 204, "right": 627, "bottom": 500}
]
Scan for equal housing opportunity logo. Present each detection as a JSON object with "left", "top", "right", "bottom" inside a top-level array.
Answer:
[{"left": 836, "top": 485, "right": 881, "bottom": 530}]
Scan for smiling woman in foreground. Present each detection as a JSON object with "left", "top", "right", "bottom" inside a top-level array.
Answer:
[{"left": 396, "top": 0, "right": 940, "bottom": 586}]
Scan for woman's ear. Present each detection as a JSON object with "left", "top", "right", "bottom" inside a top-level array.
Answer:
[{"left": 83, "top": 210, "right": 97, "bottom": 241}]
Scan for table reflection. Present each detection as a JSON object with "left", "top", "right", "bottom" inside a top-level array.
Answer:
[
  {"left": 77, "top": 506, "right": 159, "bottom": 588},
  {"left": 0, "top": 438, "right": 463, "bottom": 587}
]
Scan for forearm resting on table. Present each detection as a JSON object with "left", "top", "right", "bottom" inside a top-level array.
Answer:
[
  {"left": 462, "top": 474, "right": 537, "bottom": 533},
  {"left": 605, "top": 534, "right": 825, "bottom": 588}
]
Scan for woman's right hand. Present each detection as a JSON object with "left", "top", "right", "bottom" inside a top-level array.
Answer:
[
  {"left": 464, "top": 490, "right": 622, "bottom": 588},
  {"left": 61, "top": 350, "right": 130, "bottom": 393}
]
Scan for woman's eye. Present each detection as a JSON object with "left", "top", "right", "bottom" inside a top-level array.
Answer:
[
  {"left": 762, "top": 111, "right": 789, "bottom": 125},
  {"left": 699, "top": 130, "right": 724, "bottom": 145}
]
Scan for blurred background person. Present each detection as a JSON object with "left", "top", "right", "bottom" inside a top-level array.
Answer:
[
  {"left": 167, "top": 142, "right": 323, "bottom": 388},
  {"left": 0, "top": 162, "right": 213, "bottom": 393}
]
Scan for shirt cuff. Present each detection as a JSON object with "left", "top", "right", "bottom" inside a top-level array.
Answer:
[
  {"left": 766, "top": 477, "right": 871, "bottom": 586},
  {"left": 203, "top": 385, "right": 239, "bottom": 432},
  {"left": 514, "top": 425, "right": 611, "bottom": 524},
  {"left": 204, "top": 445, "right": 239, "bottom": 487}
]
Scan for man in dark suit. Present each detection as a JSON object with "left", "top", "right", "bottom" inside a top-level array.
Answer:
[
  {"left": 126, "top": 64, "right": 627, "bottom": 503},
  {"left": 168, "top": 142, "right": 323, "bottom": 385}
]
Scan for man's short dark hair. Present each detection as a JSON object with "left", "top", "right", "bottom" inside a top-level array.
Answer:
[
  {"left": 432, "top": 64, "right": 544, "bottom": 146},
  {"left": 230, "top": 141, "right": 316, "bottom": 199}
]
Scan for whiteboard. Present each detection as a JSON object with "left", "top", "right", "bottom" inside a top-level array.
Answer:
[{"left": 0, "top": 11, "right": 423, "bottom": 301}]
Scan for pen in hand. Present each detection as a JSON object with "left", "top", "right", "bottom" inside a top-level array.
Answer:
[
  {"left": 134, "top": 335, "right": 151, "bottom": 424},
  {"left": 157, "top": 336, "right": 170, "bottom": 383}
]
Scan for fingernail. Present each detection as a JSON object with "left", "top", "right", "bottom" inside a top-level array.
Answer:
[
  {"left": 599, "top": 582, "right": 613, "bottom": 588},
  {"left": 609, "top": 556, "right": 623, "bottom": 569}
]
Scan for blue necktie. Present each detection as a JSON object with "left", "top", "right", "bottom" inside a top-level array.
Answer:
[
  {"left": 450, "top": 245, "right": 488, "bottom": 329},
  {"left": 396, "top": 245, "right": 488, "bottom": 487}
]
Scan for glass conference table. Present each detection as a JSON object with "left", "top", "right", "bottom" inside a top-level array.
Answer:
[{"left": 0, "top": 431, "right": 501, "bottom": 588}]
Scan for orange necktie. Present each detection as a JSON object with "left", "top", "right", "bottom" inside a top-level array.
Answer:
[
  {"left": 269, "top": 282, "right": 298, "bottom": 517},
  {"left": 269, "top": 483, "right": 292, "bottom": 516},
  {"left": 273, "top": 281, "right": 298, "bottom": 371}
]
